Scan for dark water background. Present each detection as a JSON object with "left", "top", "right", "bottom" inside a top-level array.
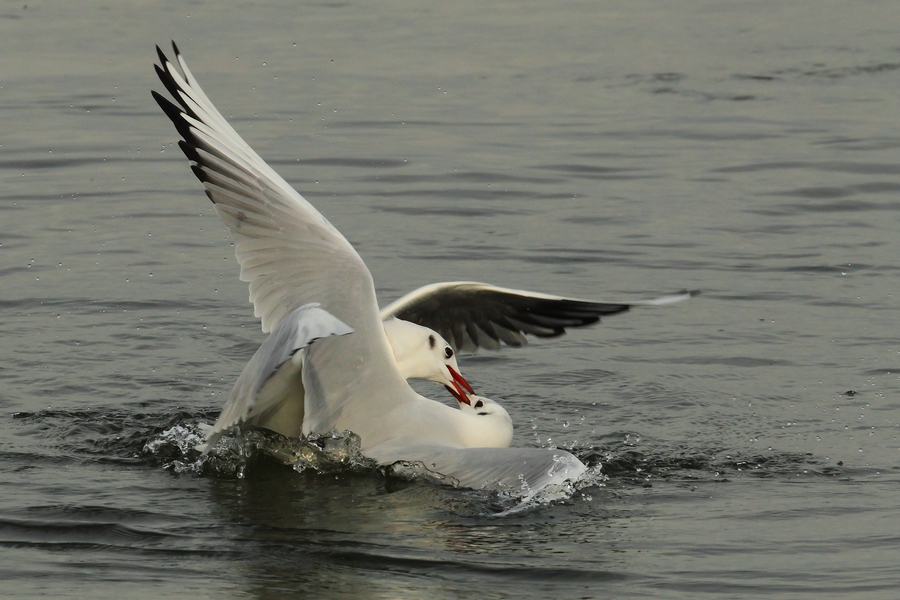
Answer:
[{"left": 2, "top": 1, "right": 900, "bottom": 597}]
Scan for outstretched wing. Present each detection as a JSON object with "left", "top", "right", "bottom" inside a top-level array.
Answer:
[
  {"left": 380, "top": 281, "right": 697, "bottom": 353},
  {"left": 153, "top": 42, "right": 373, "bottom": 334},
  {"left": 155, "top": 43, "right": 419, "bottom": 445},
  {"left": 369, "top": 443, "right": 588, "bottom": 494},
  {"left": 197, "top": 304, "right": 354, "bottom": 453}
]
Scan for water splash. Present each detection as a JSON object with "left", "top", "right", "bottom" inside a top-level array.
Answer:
[
  {"left": 142, "top": 422, "right": 376, "bottom": 478},
  {"left": 284, "top": 431, "right": 377, "bottom": 474},
  {"left": 493, "top": 462, "right": 607, "bottom": 516}
]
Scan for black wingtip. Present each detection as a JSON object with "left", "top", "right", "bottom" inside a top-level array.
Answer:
[
  {"left": 155, "top": 44, "right": 168, "bottom": 68},
  {"left": 178, "top": 139, "right": 200, "bottom": 162},
  {"left": 154, "top": 57, "right": 193, "bottom": 114},
  {"left": 152, "top": 88, "right": 182, "bottom": 122},
  {"left": 150, "top": 89, "right": 168, "bottom": 110},
  {"left": 190, "top": 163, "right": 211, "bottom": 185},
  {"left": 152, "top": 89, "right": 199, "bottom": 145},
  {"left": 171, "top": 40, "right": 181, "bottom": 57}
]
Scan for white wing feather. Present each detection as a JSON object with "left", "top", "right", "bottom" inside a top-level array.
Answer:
[
  {"left": 369, "top": 443, "right": 588, "bottom": 493},
  {"left": 154, "top": 44, "right": 369, "bottom": 334}
]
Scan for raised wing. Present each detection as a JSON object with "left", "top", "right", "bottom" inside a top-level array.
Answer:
[
  {"left": 155, "top": 43, "right": 421, "bottom": 446},
  {"left": 380, "top": 281, "right": 697, "bottom": 353},
  {"left": 153, "top": 42, "right": 372, "bottom": 334},
  {"left": 196, "top": 304, "right": 354, "bottom": 453}
]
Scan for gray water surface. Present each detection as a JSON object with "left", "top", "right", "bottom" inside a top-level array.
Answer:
[{"left": 2, "top": 1, "right": 900, "bottom": 598}]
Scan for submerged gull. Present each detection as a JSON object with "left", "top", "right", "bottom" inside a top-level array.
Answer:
[{"left": 152, "top": 43, "right": 691, "bottom": 492}]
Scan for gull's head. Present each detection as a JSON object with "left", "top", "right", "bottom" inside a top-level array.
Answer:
[
  {"left": 457, "top": 394, "right": 508, "bottom": 418},
  {"left": 457, "top": 395, "right": 513, "bottom": 447},
  {"left": 383, "top": 318, "right": 474, "bottom": 403}
]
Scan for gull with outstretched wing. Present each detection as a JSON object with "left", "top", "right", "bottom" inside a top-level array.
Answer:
[{"left": 153, "top": 43, "right": 691, "bottom": 492}]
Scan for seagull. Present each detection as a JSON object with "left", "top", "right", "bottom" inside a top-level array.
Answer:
[
  {"left": 198, "top": 300, "right": 576, "bottom": 493},
  {"left": 152, "top": 42, "right": 690, "bottom": 492}
]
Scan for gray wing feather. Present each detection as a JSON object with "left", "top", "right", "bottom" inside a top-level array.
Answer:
[{"left": 197, "top": 304, "right": 354, "bottom": 453}]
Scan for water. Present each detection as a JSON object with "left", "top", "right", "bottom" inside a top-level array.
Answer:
[{"left": 2, "top": 1, "right": 900, "bottom": 597}]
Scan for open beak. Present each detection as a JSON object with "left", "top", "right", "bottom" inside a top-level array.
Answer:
[{"left": 445, "top": 365, "right": 474, "bottom": 405}]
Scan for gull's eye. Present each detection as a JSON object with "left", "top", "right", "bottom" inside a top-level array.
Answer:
[
  {"left": 444, "top": 346, "right": 453, "bottom": 359},
  {"left": 428, "top": 335, "right": 436, "bottom": 349},
  {"left": 474, "top": 399, "right": 484, "bottom": 409}
]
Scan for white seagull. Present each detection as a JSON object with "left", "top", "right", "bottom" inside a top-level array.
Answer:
[{"left": 152, "top": 43, "right": 692, "bottom": 492}]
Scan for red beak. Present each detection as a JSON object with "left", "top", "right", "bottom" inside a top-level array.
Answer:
[{"left": 445, "top": 365, "right": 475, "bottom": 405}]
